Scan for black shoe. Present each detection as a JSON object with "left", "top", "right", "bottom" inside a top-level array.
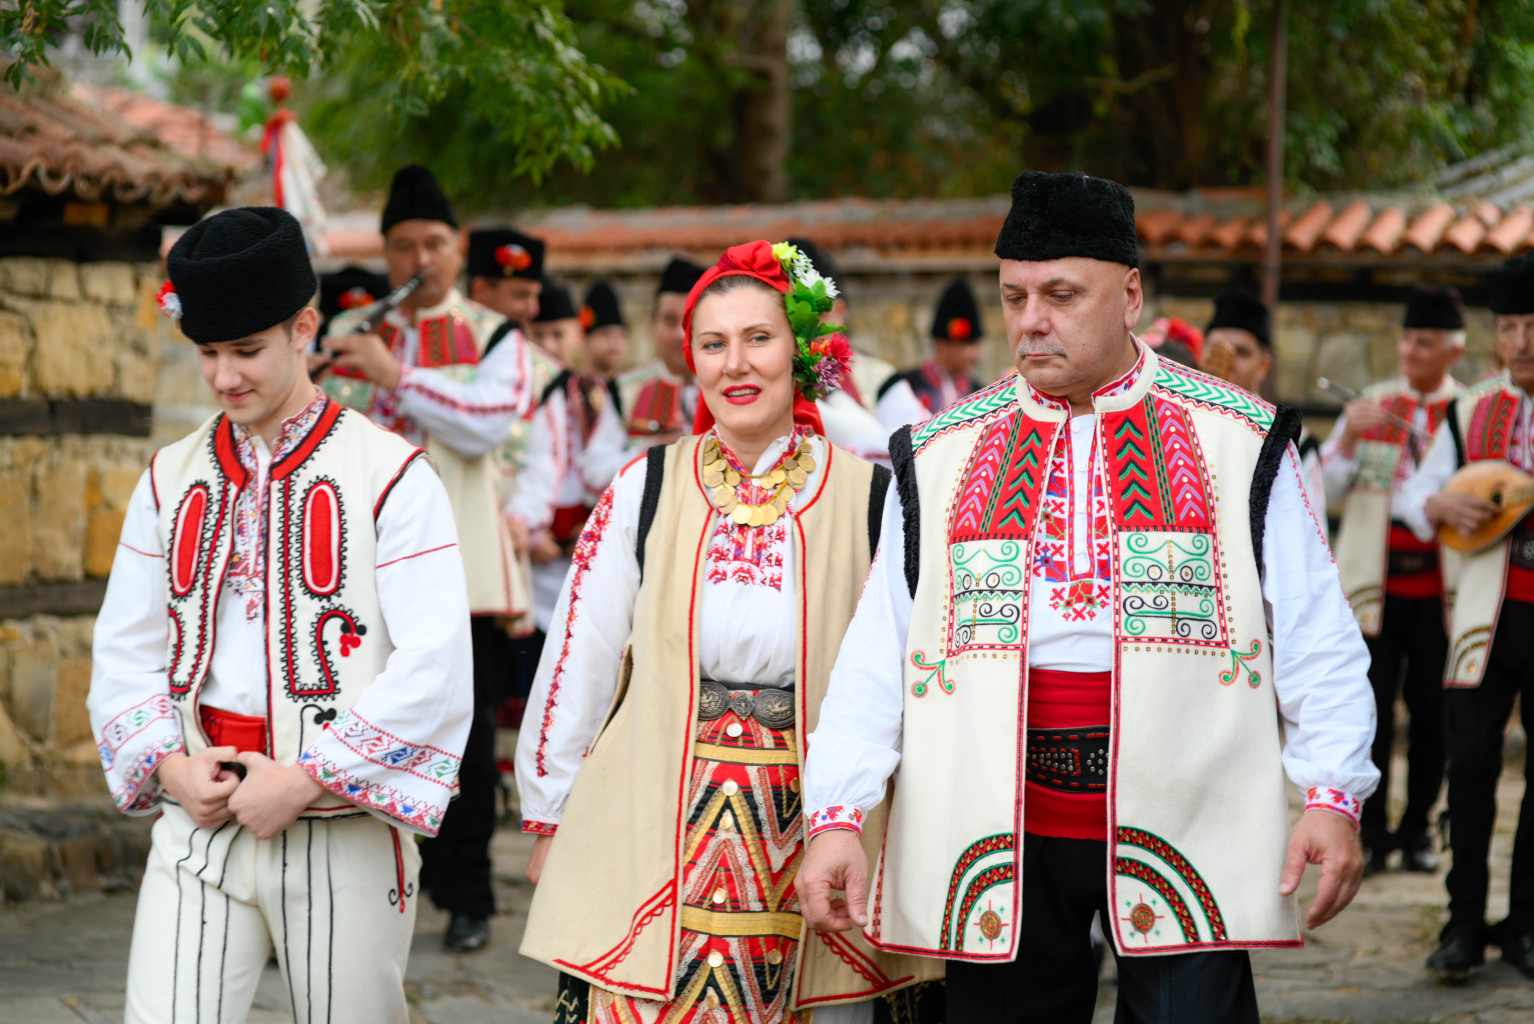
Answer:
[
  {"left": 1426, "top": 924, "right": 1486, "bottom": 979},
  {"left": 443, "top": 913, "right": 490, "bottom": 953},
  {"left": 1397, "top": 831, "right": 1439, "bottom": 873},
  {"left": 1504, "top": 930, "right": 1534, "bottom": 979}
]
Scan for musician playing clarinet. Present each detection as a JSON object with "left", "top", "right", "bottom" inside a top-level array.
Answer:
[
  {"left": 1396, "top": 255, "right": 1534, "bottom": 981},
  {"left": 321, "top": 165, "right": 539, "bottom": 954},
  {"left": 1321, "top": 286, "right": 1464, "bottom": 878}
]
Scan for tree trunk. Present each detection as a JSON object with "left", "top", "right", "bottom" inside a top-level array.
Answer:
[{"left": 730, "top": 0, "right": 793, "bottom": 202}]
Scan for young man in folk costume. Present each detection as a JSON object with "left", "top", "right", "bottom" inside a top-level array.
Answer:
[
  {"left": 1321, "top": 285, "right": 1464, "bottom": 875},
  {"left": 582, "top": 279, "right": 631, "bottom": 381},
  {"left": 515, "top": 239, "right": 940, "bottom": 1024},
  {"left": 88, "top": 207, "right": 472, "bottom": 1023},
  {"left": 322, "top": 166, "right": 536, "bottom": 953},
  {"left": 876, "top": 277, "right": 987, "bottom": 432},
  {"left": 317, "top": 265, "right": 390, "bottom": 339},
  {"left": 1200, "top": 289, "right": 1325, "bottom": 508},
  {"left": 800, "top": 171, "right": 1379, "bottom": 1023},
  {"left": 1396, "top": 252, "right": 1534, "bottom": 980}
]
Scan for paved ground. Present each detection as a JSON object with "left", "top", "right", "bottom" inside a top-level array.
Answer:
[{"left": 1, "top": 761, "right": 1528, "bottom": 1023}]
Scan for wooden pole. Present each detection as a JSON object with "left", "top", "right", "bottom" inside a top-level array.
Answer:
[{"left": 1262, "top": 0, "right": 1289, "bottom": 311}]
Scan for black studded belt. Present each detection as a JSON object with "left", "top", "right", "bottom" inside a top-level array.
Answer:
[
  {"left": 698, "top": 679, "right": 796, "bottom": 729},
  {"left": 1025, "top": 727, "right": 1109, "bottom": 793},
  {"left": 1387, "top": 548, "right": 1439, "bottom": 577}
]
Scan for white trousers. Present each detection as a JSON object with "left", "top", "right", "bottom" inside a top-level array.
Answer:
[{"left": 124, "top": 805, "right": 420, "bottom": 1024}]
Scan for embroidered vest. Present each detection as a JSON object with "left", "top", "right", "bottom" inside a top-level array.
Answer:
[
  {"left": 872, "top": 349, "right": 1301, "bottom": 961},
  {"left": 1334, "top": 378, "right": 1456, "bottom": 635},
  {"left": 325, "top": 291, "right": 524, "bottom": 616},
  {"left": 151, "top": 405, "right": 426, "bottom": 815},
  {"left": 1442, "top": 373, "right": 1523, "bottom": 687},
  {"left": 618, "top": 361, "right": 689, "bottom": 437},
  {"left": 880, "top": 362, "right": 978, "bottom": 415},
  {"left": 519, "top": 436, "right": 941, "bottom": 1005}
]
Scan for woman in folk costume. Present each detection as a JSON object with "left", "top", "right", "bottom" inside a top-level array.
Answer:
[{"left": 515, "top": 241, "right": 942, "bottom": 1023}]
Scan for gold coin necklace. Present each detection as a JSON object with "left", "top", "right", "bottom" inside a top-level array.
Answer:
[{"left": 701, "top": 433, "right": 817, "bottom": 528}]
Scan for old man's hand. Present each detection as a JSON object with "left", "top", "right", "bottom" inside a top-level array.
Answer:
[{"left": 1280, "top": 807, "right": 1365, "bottom": 930}]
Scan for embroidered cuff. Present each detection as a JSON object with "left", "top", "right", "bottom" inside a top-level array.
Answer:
[
  {"left": 298, "top": 709, "right": 462, "bottom": 837},
  {"left": 97, "top": 694, "right": 184, "bottom": 814},
  {"left": 807, "top": 805, "right": 864, "bottom": 839},
  {"left": 522, "top": 819, "right": 558, "bottom": 836},
  {"left": 1305, "top": 786, "right": 1362, "bottom": 828}
]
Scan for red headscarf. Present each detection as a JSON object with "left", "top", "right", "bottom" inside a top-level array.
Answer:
[{"left": 682, "top": 240, "right": 825, "bottom": 436}]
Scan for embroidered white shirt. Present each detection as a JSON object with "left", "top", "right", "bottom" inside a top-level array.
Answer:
[
  {"left": 804, "top": 443, "right": 1379, "bottom": 834},
  {"left": 1397, "top": 385, "right": 1534, "bottom": 541},
  {"left": 513, "top": 431, "right": 827, "bottom": 831}
]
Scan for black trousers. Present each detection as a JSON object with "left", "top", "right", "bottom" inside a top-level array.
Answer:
[
  {"left": 1444, "top": 598, "right": 1534, "bottom": 933},
  {"left": 1359, "top": 593, "right": 1448, "bottom": 846},
  {"left": 946, "top": 835, "right": 1258, "bottom": 1024},
  {"left": 419, "top": 615, "right": 514, "bottom": 918}
]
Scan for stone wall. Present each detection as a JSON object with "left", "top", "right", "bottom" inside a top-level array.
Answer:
[{"left": 0, "top": 256, "right": 168, "bottom": 799}]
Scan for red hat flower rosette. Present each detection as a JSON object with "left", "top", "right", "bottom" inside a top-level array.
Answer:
[
  {"left": 495, "top": 243, "right": 532, "bottom": 275},
  {"left": 156, "top": 281, "right": 182, "bottom": 321}
]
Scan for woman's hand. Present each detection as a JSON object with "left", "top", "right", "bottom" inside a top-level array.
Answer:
[{"left": 527, "top": 834, "right": 554, "bottom": 884}]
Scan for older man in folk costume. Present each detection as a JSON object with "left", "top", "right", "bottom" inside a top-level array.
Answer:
[
  {"left": 799, "top": 171, "right": 1378, "bottom": 1023},
  {"left": 1321, "top": 285, "right": 1464, "bottom": 875},
  {"left": 89, "top": 208, "right": 472, "bottom": 1023},
  {"left": 322, "top": 166, "right": 536, "bottom": 952},
  {"left": 1395, "top": 253, "right": 1534, "bottom": 980},
  {"left": 876, "top": 278, "right": 987, "bottom": 433}
]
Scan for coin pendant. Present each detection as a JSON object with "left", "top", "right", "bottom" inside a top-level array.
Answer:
[
  {"left": 747, "top": 505, "right": 766, "bottom": 528},
  {"left": 787, "top": 467, "right": 807, "bottom": 489},
  {"left": 768, "top": 468, "right": 787, "bottom": 487},
  {"left": 759, "top": 505, "right": 779, "bottom": 526},
  {"left": 703, "top": 469, "right": 725, "bottom": 488},
  {"left": 797, "top": 455, "right": 817, "bottom": 474},
  {"left": 724, "top": 468, "right": 740, "bottom": 487},
  {"left": 731, "top": 504, "right": 754, "bottom": 525},
  {"left": 712, "top": 484, "right": 734, "bottom": 505}
]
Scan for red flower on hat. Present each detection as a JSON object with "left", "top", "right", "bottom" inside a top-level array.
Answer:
[
  {"left": 579, "top": 306, "right": 596, "bottom": 330},
  {"left": 719, "top": 240, "right": 789, "bottom": 287},
  {"left": 156, "top": 281, "right": 182, "bottom": 321},
  {"left": 339, "top": 286, "right": 375, "bottom": 310},
  {"left": 495, "top": 243, "right": 532, "bottom": 273},
  {"left": 948, "top": 317, "right": 972, "bottom": 341}
]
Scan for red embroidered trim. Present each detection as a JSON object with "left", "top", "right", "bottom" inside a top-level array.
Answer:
[
  {"left": 376, "top": 542, "right": 458, "bottom": 569},
  {"left": 521, "top": 819, "right": 558, "bottom": 836},
  {"left": 1304, "top": 786, "right": 1361, "bottom": 827},
  {"left": 117, "top": 542, "right": 161, "bottom": 559},
  {"left": 399, "top": 373, "right": 525, "bottom": 415}
]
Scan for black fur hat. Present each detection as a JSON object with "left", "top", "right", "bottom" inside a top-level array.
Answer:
[
  {"left": 582, "top": 280, "right": 624, "bottom": 330},
  {"left": 534, "top": 278, "right": 580, "bottom": 323},
  {"left": 656, "top": 256, "right": 706, "bottom": 297},
  {"left": 787, "top": 237, "right": 843, "bottom": 297},
  {"left": 1206, "top": 288, "right": 1272, "bottom": 349},
  {"left": 165, "top": 207, "right": 316, "bottom": 344},
  {"left": 1488, "top": 252, "right": 1534, "bottom": 316},
  {"left": 995, "top": 171, "right": 1139, "bottom": 268},
  {"left": 318, "top": 266, "right": 389, "bottom": 336},
  {"left": 1403, "top": 285, "right": 1465, "bottom": 330},
  {"left": 380, "top": 164, "right": 457, "bottom": 234},
  {"left": 466, "top": 227, "right": 545, "bottom": 282},
  {"left": 931, "top": 278, "right": 983, "bottom": 341}
]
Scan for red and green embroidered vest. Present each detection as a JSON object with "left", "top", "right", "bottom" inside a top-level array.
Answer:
[
  {"left": 1334, "top": 378, "right": 1456, "bottom": 635},
  {"left": 151, "top": 405, "right": 426, "bottom": 813},
  {"left": 871, "top": 348, "right": 1300, "bottom": 962}
]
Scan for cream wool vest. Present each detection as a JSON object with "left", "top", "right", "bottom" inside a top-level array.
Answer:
[
  {"left": 1442, "top": 373, "right": 1523, "bottom": 687},
  {"left": 872, "top": 349, "right": 1302, "bottom": 962},
  {"left": 151, "top": 404, "right": 428, "bottom": 818},
  {"left": 519, "top": 436, "right": 941, "bottom": 1007},
  {"left": 1334, "top": 378, "right": 1456, "bottom": 636},
  {"left": 325, "top": 292, "right": 525, "bottom": 617}
]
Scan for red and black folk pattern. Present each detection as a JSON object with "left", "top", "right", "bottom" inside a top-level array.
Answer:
[
  {"left": 1466, "top": 388, "right": 1518, "bottom": 462},
  {"left": 948, "top": 412, "right": 1056, "bottom": 544},
  {"left": 1115, "top": 859, "right": 1200, "bottom": 944},
  {"left": 938, "top": 833, "right": 1016, "bottom": 951},
  {"left": 417, "top": 311, "right": 481, "bottom": 369},
  {"left": 627, "top": 378, "right": 684, "bottom": 436},
  {"left": 1101, "top": 396, "right": 1212, "bottom": 531},
  {"left": 590, "top": 708, "right": 805, "bottom": 1024}
]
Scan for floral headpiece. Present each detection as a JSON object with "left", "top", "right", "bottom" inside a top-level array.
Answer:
[{"left": 767, "top": 241, "right": 854, "bottom": 401}]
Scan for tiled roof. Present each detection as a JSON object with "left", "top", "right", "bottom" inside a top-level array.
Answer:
[
  {"left": 319, "top": 189, "right": 1534, "bottom": 266},
  {"left": 71, "top": 84, "right": 258, "bottom": 175},
  {"left": 0, "top": 74, "right": 239, "bottom": 212}
]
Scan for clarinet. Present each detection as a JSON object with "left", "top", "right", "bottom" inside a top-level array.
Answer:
[{"left": 312, "top": 273, "right": 424, "bottom": 376}]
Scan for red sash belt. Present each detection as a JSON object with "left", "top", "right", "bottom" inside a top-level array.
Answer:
[
  {"left": 1383, "top": 523, "right": 1443, "bottom": 599},
  {"left": 1024, "top": 668, "right": 1110, "bottom": 841},
  {"left": 551, "top": 504, "right": 592, "bottom": 546},
  {"left": 198, "top": 705, "right": 269, "bottom": 755}
]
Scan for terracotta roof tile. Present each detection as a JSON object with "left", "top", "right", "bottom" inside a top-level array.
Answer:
[
  {"left": 1173, "top": 212, "right": 1219, "bottom": 248},
  {"left": 1445, "top": 210, "right": 1489, "bottom": 253},
  {"left": 1320, "top": 199, "right": 1372, "bottom": 250},
  {"left": 0, "top": 78, "right": 237, "bottom": 214},
  {"left": 1487, "top": 205, "right": 1534, "bottom": 253},
  {"left": 1404, "top": 202, "right": 1456, "bottom": 251},
  {"left": 1284, "top": 201, "right": 1334, "bottom": 251},
  {"left": 1360, "top": 206, "right": 1407, "bottom": 252},
  {"left": 1207, "top": 214, "right": 1252, "bottom": 251},
  {"left": 1137, "top": 208, "right": 1184, "bottom": 246}
]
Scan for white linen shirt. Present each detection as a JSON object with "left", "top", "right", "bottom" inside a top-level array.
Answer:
[{"left": 805, "top": 441, "right": 1379, "bottom": 834}]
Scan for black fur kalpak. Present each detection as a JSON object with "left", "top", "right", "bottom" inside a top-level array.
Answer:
[
  {"left": 583, "top": 280, "right": 625, "bottom": 330},
  {"left": 994, "top": 171, "right": 1139, "bottom": 269},
  {"left": 931, "top": 278, "right": 983, "bottom": 341},
  {"left": 466, "top": 226, "right": 545, "bottom": 282},
  {"left": 534, "top": 279, "right": 580, "bottom": 323},
  {"left": 888, "top": 426, "right": 922, "bottom": 598},
  {"left": 657, "top": 257, "right": 706, "bottom": 298},
  {"left": 380, "top": 164, "right": 457, "bottom": 234},
  {"left": 1250, "top": 405, "right": 1303, "bottom": 575},
  {"left": 1207, "top": 288, "right": 1272, "bottom": 349},
  {"left": 167, "top": 207, "right": 316, "bottom": 345},
  {"left": 1488, "top": 251, "right": 1534, "bottom": 315},
  {"left": 1403, "top": 284, "right": 1466, "bottom": 330}
]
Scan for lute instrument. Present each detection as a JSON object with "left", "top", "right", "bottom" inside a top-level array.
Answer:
[{"left": 1436, "top": 459, "right": 1534, "bottom": 553}]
